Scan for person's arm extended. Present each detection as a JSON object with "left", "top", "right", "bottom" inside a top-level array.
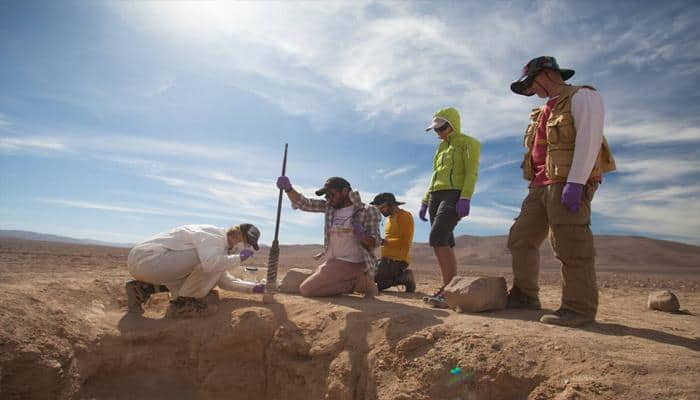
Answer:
[
  {"left": 383, "top": 211, "right": 414, "bottom": 249},
  {"left": 460, "top": 137, "right": 481, "bottom": 199},
  {"left": 286, "top": 188, "right": 327, "bottom": 213},
  {"left": 278, "top": 176, "right": 327, "bottom": 212},
  {"left": 569, "top": 89, "right": 604, "bottom": 184}
]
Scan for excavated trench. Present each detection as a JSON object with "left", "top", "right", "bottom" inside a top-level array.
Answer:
[{"left": 68, "top": 301, "right": 545, "bottom": 400}]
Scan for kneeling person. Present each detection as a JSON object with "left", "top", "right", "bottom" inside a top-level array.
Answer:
[
  {"left": 126, "top": 223, "right": 263, "bottom": 317},
  {"left": 277, "top": 176, "right": 381, "bottom": 297},
  {"left": 370, "top": 193, "right": 416, "bottom": 292}
]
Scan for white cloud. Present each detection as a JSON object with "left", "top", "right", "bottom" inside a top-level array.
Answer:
[
  {"left": 377, "top": 164, "right": 416, "bottom": 178},
  {"left": 613, "top": 155, "right": 700, "bottom": 183},
  {"left": 0, "top": 136, "right": 66, "bottom": 152},
  {"left": 593, "top": 183, "right": 700, "bottom": 243},
  {"left": 606, "top": 121, "right": 700, "bottom": 145}
]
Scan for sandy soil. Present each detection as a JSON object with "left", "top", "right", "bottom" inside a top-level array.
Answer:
[{"left": 0, "top": 238, "right": 698, "bottom": 400}]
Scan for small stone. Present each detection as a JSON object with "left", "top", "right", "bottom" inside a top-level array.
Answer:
[{"left": 647, "top": 290, "right": 680, "bottom": 312}]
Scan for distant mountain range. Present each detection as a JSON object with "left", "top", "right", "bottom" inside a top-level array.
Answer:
[
  {"left": 0, "top": 230, "right": 133, "bottom": 248},
  {"left": 2, "top": 230, "right": 699, "bottom": 271}
]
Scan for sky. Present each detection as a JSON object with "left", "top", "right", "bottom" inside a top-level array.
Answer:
[{"left": 1, "top": 1, "right": 699, "bottom": 246}]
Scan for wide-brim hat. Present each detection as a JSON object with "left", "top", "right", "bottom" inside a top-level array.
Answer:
[
  {"left": 511, "top": 56, "right": 575, "bottom": 96},
  {"left": 370, "top": 192, "right": 405, "bottom": 207}
]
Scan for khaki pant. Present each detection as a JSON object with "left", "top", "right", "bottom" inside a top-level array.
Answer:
[
  {"left": 299, "top": 258, "right": 370, "bottom": 297},
  {"left": 507, "top": 182, "right": 599, "bottom": 317}
]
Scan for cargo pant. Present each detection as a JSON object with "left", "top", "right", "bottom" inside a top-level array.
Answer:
[{"left": 507, "top": 181, "right": 599, "bottom": 317}]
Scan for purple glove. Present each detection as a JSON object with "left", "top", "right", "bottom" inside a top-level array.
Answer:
[
  {"left": 239, "top": 248, "right": 254, "bottom": 261},
  {"left": 276, "top": 176, "right": 292, "bottom": 191},
  {"left": 561, "top": 182, "right": 584, "bottom": 214},
  {"left": 419, "top": 202, "right": 428, "bottom": 222},
  {"left": 252, "top": 283, "right": 265, "bottom": 294},
  {"left": 456, "top": 198, "right": 470, "bottom": 218},
  {"left": 352, "top": 223, "right": 367, "bottom": 240}
]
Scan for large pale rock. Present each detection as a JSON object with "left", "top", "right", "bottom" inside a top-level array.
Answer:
[
  {"left": 647, "top": 290, "right": 680, "bottom": 312},
  {"left": 279, "top": 268, "right": 313, "bottom": 293},
  {"left": 443, "top": 276, "right": 507, "bottom": 313}
]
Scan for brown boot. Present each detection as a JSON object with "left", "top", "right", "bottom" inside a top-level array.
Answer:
[
  {"left": 397, "top": 269, "right": 416, "bottom": 293},
  {"left": 165, "top": 297, "right": 209, "bottom": 318},
  {"left": 506, "top": 286, "right": 541, "bottom": 310},
  {"left": 125, "top": 280, "right": 156, "bottom": 314},
  {"left": 539, "top": 308, "right": 594, "bottom": 327}
]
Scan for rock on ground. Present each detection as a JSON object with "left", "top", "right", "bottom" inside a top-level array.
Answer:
[
  {"left": 443, "top": 276, "right": 507, "bottom": 313},
  {"left": 647, "top": 290, "right": 680, "bottom": 312}
]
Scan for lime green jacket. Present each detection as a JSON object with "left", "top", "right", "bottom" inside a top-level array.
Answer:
[{"left": 423, "top": 107, "right": 481, "bottom": 203}]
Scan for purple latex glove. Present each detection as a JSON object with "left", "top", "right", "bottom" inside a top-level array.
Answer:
[
  {"left": 419, "top": 202, "right": 428, "bottom": 222},
  {"left": 276, "top": 176, "right": 292, "bottom": 191},
  {"left": 352, "top": 223, "right": 367, "bottom": 240},
  {"left": 456, "top": 198, "right": 471, "bottom": 218},
  {"left": 252, "top": 283, "right": 265, "bottom": 294},
  {"left": 239, "top": 248, "right": 254, "bottom": 261},
  {"left": 561, "top": 182, "right": 584, "bottom": 214}
]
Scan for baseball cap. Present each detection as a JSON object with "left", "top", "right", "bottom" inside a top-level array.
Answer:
[
  {"left": 425, "top": 117, "right": 451, "bottom": 132},
  {"left": 315, "top": 177, "right": 352, "bottom": 196},
  {"left": 239, "top": 223, "right": 260, "bottom": 250}
]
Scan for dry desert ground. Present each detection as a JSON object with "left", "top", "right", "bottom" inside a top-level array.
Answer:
[{"left": 1, "top": 237, "right": 699, "bottom": 400}]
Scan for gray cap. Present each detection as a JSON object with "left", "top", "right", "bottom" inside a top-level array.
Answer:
[{"left": 239, "top": 223, "right": 260, "bottom": 250}]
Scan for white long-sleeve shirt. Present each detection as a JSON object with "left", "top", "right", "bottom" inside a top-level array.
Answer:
[
  {"left": 136, "top": 224, "right": 245, "bottom": 274},
  {"left": 567, "top": 88, "right": 605, "bottom": 184}
]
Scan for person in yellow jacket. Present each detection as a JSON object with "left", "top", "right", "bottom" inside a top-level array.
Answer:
[
  {"left": 420, "top": 107, "right": 481, "bottom": 308},
  {"left": 370, "top": 192, "right": 416, "bottom": 292}
]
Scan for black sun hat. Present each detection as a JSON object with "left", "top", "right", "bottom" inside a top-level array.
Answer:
[
  {"left": 511, "top": 56, "right": 575, "bottom": 96},
  {"left": 370, "top": 192, "right": 405, "bottom": 207}
]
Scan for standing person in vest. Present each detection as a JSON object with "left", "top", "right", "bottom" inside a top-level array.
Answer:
[
  {"left": 507, "top": 56, "right": 616, "bottom": 327},
  {"left": 419, "top": 107, "right": 481, "bottom": 308},
  {"left": 370, "top": 192, "right": 416, "bottom": 292}
]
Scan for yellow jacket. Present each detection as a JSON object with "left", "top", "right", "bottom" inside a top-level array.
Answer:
[{"left": 381, "top": 208, "right": 414, "bottom": 264}]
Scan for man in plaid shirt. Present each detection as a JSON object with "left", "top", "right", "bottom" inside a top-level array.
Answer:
[{"left": 276, "top": 176, "right": 381, "bottom": 297}]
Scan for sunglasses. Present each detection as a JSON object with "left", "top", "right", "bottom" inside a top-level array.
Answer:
[{"left": 435, "top": 123, "right": 451, "bottom": 133}]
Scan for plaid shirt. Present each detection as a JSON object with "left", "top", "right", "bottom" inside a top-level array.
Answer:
[{"left": 291, "top": 191, "right": 381, "bottom": 277}]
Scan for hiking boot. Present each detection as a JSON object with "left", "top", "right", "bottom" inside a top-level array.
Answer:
[
  {"left": 397, "top": 269, "right": 416, "bottom": 293},
  {"left": 125, "top": 280, "right": 156, "bottom": 314},
  {"left": 539, "top": 308, "right": 594, "bottom": 327},
  {"left": 423, "top": 287, "right": 449, "bottom": 308},
  {"left": 423, "top": 286, "right": 444, "bottom": 302},
  {"left": 506, "top": 286, "right": 541, "bottom": 310},
  {"left": 165, "top": 297, "right": 208, "bottom": 318}
]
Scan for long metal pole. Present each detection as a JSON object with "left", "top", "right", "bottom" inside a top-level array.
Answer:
[{"left": 266, "top": 143, "right": 288, "bottom": 290}]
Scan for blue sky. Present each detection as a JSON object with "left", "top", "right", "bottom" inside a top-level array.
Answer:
[{"left": 1, "top": 1, "right": 699, "bottom": 246}]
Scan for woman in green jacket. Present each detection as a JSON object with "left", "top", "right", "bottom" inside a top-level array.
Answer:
[{"left": 420, "top": 107, "right": 481, "bottom": 308}]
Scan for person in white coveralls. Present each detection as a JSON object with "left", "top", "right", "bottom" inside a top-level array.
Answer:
[{"left": 125, "top": 223, "right": 263, "bottom": 318}]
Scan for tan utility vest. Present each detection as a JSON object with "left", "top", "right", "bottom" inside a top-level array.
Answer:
[{"left": 521, "top": 85, "right": 616, "bottom": 182}]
